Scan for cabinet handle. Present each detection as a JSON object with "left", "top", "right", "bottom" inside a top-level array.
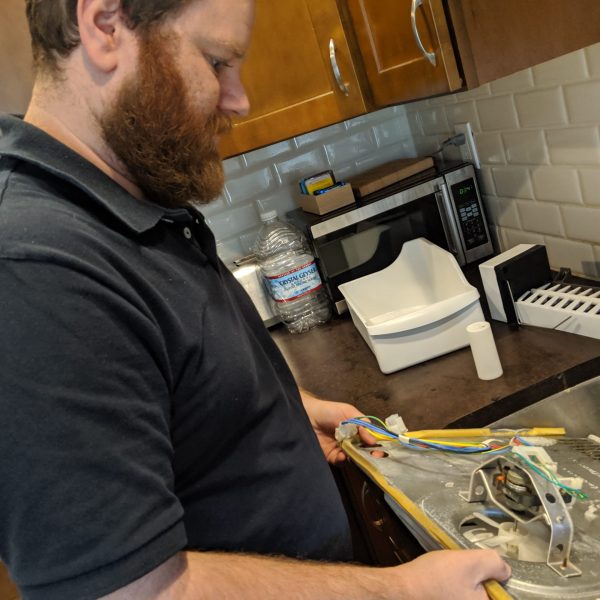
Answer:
[
  {"left": 329, "top": 38, "right": 350, "bottom": 96},
  {"left": 411, "top": 0, "right": 437, "bottom": 67}
]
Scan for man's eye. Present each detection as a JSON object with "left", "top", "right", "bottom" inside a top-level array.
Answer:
[{"left": 207, "top": 55, "right": 232, "bottom": 73}]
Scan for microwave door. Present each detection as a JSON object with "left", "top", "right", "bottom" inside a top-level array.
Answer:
[
  {"left": 316, "top": 224, "right": 395, "bottom": 311},
  {"left": 435, "top": 180, "right": 467, "bottom": 265}
]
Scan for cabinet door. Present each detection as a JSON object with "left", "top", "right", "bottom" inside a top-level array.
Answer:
[
  {"left": 219, "top": 0, "right": 366, "bottom": 158},
  {"left": 344, "top": 0, "right": 462, "bottom": 107},
  {"left": 447, "top": 0, "right": 600, "bottom": 88}
]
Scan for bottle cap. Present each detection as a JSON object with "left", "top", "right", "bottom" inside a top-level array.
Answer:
[{"left": 260, "top": 210, "right": 278, "bottom": 222}]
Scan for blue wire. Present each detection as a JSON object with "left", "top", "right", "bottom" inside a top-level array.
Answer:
[
  {"left": 341, "top": 418, "right": 509, "bottom": 454},
  {"left": 514, "top": 436, "right": 533, "bottom": 446}
]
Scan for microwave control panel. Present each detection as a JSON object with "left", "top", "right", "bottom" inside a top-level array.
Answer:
[{"left": 450, "top": 178, "right": 488, "bottom": 251}]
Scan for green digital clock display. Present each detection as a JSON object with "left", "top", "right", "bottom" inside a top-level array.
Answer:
[{"left": 459, "top": 184, "right": 474, "bottom": 195}]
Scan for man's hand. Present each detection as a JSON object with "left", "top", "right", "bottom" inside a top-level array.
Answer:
[
  {"left": 300, "top": 389, "right": 376, "bottom": 464},
  {"left": 396, "top": 549, "right": 512, "bottom": 600}
]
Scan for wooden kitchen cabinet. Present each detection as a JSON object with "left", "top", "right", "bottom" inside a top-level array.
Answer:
[
  {"left": 222, "top": 0, "right": 600, "bottom": 157},
  {"left": 446, "top": 0, "right": 600, "bottom": 89},
  {"left": 341, "top": 0, "right": 463, "bottom": 107},
  {"left": 219, "top": 0, "right": 367, "bottom": 158}
]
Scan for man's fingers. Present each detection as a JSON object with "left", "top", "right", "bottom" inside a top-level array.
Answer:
[
  {"left": 357, "top": 426, "right": 378, "bottom": 446},
  {"left": 471, "top": 550, "right": 512, "bottom": 583}
]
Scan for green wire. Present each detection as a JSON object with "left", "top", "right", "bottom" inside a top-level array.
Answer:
[
  {"left": 357, "top": 415, "right": 389, "bottom": 430},
  {"left": 513, "top": 453, "right": 588, "bottom": 500}
]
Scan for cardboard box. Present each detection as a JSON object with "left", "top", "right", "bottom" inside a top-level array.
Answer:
[{"left": 296, "top": 183, "right": 355, "bottom": 215}]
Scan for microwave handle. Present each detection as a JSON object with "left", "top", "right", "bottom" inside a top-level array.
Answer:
[{"left": 435, "top": 184, "right": 466, "bottom": 265}]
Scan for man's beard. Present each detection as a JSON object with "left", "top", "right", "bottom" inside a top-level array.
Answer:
[{"left": 99, "top": 30, "right": 231, "bottom": 208}]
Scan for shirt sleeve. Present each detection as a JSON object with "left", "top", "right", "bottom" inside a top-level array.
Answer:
[{"left": 0, "top": 256, "right": 187, "bottom": 600}]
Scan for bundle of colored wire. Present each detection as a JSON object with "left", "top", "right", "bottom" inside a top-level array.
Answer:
[
  {"left": 512, "top": 453, "right": 588, "bottom": 500},
  {"left": 341, "top": 417, "right": 511, "bottom": 455}
]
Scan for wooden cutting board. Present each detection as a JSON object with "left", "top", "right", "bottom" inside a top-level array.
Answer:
[{"left": 350, "top": 156, "right": 434, "bottom": 198}]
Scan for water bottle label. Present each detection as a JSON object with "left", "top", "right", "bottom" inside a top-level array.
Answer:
[{"left": 265, "top": 260, "right": 323, "bottom": 302}]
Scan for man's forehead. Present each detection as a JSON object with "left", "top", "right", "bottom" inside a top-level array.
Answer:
[{"left": 169, "top": 0, "right": 254, "bottom": 53}]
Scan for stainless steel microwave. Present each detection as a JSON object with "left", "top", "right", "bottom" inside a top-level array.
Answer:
[{"left": 287, "top": 162, "right": 494, "bottom": 314}]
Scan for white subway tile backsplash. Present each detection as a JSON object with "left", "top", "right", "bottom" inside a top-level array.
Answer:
[
  {"left": 563, "top": 81, "right": 600, "bottom": 124},
  {"left": 428, "top": 93, "right": 457, "bottom": 106},
  {"left": 196, "top": 194, "right": 228, "bottom": 218},
  {"left": 225, "top": 166, "right": 275, "bottom": 204},
  {"left": 216, "top": 238, "right": 245, "bottom": 264},
  {"left": 502, "top": 130, "right": 548, "bottom": 165},
  {"left": 477, "top": 96, "right": 519, "bottom": 131},
  {"left": 484, "top": 196, "right": 521, "bottom": 229},
  {"left": 445, "top": 101, "right": 479, "bottom": 129},
  {"left": 419, "top": 106, "right": 450, "bottom": 135},
  {"left": 502, "top": 227, "right": 545, "bottom": 249},
  {"left": 544, "top": 236, "right": 598, "bottom": 278},
  {"left": 254, "top": 187, "right": 298, "bottom": 219},
  {"left": 274, "top": 148, "right": 327, "bottom": 183},
  {"left": 492, "top": 167, "right": 534, "bottom": 199},
  {"left": 514, "top": 88, "right": 567, "bottom": 127},
  {"left": 205, "top": 203, "right": 260, "bottom": 240},
  {"left": 324, "top": 129, "right": 376, "bottom": 166},
  {"left": 406, "top": 108, "right": 424, "bottom": 137},
  {"left": 517, "top": 201, "right": 564, "bottom": 236},
  {"left": 531, "top": 166, "right": 582, "bottom": 203},
  {"left": 244, "top": 140, "right": 293, "bottom": 166},
  {"left": 546, "top": 127, "right": 600, "bottom": 165},
  {"left": 532, "top": 50, "right": 587, "bottom": 86},
  {"left": 344, "top": 115, "right": 374, "bottom": 129},
  {"left": 473, "top": 133, "right": 506, "bottom": 164},
  {"left": 578, "top": 168, "right": 600, "bottom": 205},
  {"left": 585, "top": 42, "right": 600, "bottom": 77},
  {"left": 561, "top": 205, "right": 600, "bottom": 243},
  {"left": 355, "top": 140, "right": 415, "bottom": 170},
  {"left": 372, "top": 115, "right": 413, "bottom": 148},
  {"left": 490, "top": 69, "right": 534, "bottom": 94},
  {"left": 478, "top": 167, "right": 496, "bottom": 196},
  {"left": 294, "top": 123, "right": 345, "bottom": 148},
  {"left": 457, "top": 83, "right": 492, "bottom": 100},
  {"left": 223, "top": 156, "right": 245, "bottom": 176},
  {"left": 413, "top": 135, "right": 443, "bottom": 155}
]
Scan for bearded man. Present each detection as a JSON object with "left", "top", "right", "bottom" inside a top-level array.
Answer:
[{"left": 0, "top": 1, "right": 510, "bottom": 598}]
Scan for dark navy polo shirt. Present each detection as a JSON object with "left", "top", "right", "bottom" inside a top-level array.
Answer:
[{"left": 0, "top": 115, "right": 351, "bottom": 600}]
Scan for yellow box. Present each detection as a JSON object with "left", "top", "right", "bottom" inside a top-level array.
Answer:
[{"left": 296, "top": 183, "right": 355, "bottom": 215}]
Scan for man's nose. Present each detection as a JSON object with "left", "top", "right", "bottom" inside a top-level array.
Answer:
[{"left": 219, "top": 78, "right": 251, "bottom": 118}]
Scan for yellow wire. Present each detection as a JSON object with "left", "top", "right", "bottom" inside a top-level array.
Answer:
[{"left": 418, "top": 438, "right": 488, "bottom": 448}]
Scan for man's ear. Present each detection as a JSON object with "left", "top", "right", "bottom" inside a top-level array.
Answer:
[{"left": 77, "top": 0, "right": 127, "bottom": 73}]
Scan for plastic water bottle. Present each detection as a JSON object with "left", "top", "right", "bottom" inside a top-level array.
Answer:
[{"left": 255, "top": 211, "right": 331, "bottom": 334}]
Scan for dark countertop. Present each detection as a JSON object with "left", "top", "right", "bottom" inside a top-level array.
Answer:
[{"left": 271, "top": 316, "right": 600, "bottom": 430}]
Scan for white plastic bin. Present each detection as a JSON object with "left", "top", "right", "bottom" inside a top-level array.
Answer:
[{"left": 339, "top": 238, "right": 484, "bottom": 374}]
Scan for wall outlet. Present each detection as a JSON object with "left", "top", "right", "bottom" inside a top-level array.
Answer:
[{"left": 454, "top": 122, "right": 480, "bottom": 169}]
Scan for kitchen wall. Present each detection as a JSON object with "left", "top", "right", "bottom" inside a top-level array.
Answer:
[
  {"left": 0, "top": 1, "right": 34, "bottom": 113},
  {"left": 206, "top": 106, "right": 417, "bottom": 263},
  {"left": 214, "top": 42, "right": 600, "bottom": 280}
]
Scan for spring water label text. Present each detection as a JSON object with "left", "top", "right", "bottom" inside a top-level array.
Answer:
[{"left": 265, "top": 260, "right": 323, "bottom": 302}]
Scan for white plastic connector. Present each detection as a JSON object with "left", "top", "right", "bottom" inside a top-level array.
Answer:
[
  {"left": 454, "top": 122, "right": 481, "bottom": 169},
  {"left": 512, "top": 446, "right": 557, "bottom": 473},
  {"left": 335, "top": 423, "right": 358, "bottom": 442},
  {"left": 385, "top": 414, "right": 408, "bottom": 435}
]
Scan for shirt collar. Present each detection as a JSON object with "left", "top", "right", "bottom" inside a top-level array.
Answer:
[{"left": 0, "top": 114, "right": 194, "bottom": 234}]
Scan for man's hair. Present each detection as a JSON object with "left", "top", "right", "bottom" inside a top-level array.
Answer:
[{"left": 25, "top": 0, "right": 190, "bottom": 76}]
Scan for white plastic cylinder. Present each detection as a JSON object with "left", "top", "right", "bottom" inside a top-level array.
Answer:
[{"left": 466, "top": 321, "right": 503, "bottom": 380}]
